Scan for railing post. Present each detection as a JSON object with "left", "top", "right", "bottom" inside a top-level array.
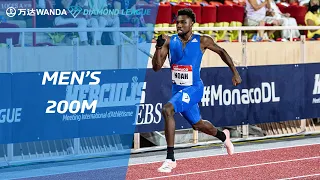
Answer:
[
  {"left": 300, "top": 35, "right": 306, "bottom": 63},
  {"left": 241, "top": 35, "right": 249, "bottom": 138},
  {"left": 21, "top": 32, "right": 25, "bottom": 47},
  {"left": 72, "top": 37, "right": 79, "bottom": 70},
  {"left": 93, "top": 30, "right": 97, "bottom": 46},
  {"left": 193, "top": 130, "right": 198, "bottom": 144},
  {"left": 7, "top": 38, "right": 12, "bottom": 72},
  {"left": 135, "top": 30, "right": 139, "bottom": 68},
  {"left": 6, "top": 38, "right": 13, "bottom": 162},
  {"left": 118, "top": 31, "right": 123, "bottom": 69},
  {"left": 300, "top": 35, "right": 306, "bottom": 133},
  {"left": 242, "top": 35, "right": 247, "bottom": 67},
  {"left": 134, "top": 133, "right": 140, "bottom": 149},
  {"left": 238, "top": 30, "right": 242, "bottom": 42},
  {"left": 72, "top": 37, "right": 80, "bottom": 155}
]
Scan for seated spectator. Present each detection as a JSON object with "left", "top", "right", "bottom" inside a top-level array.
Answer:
[
  {"left": 37, "top": 0, "right": 46, "bottom": 9},
  {"left": 113, "top": 0, "right": 151, "bottom": 42},
  {"left": 54, "top": 0, "right": 100, "bottom": 45},
  {"left": 244, "top": 0, "right": 279, "bottom": 41},
  {"left": 87, "top": 0, "right": 121, "bottom": 45},
  {"left": 305, "top": 0, "right": 320, "bottom": 39},
  {"left": 113, "top": 0, "right": 140, "bottom": 26},
  {"left": 299, "top": 0, "right": 310, "bottom": 6},
  {"left": 265, "top": 0, "right": 300, "bottom": 40},
  {"left": 36, "top": 0, "right": 53, "bottom": 28}
]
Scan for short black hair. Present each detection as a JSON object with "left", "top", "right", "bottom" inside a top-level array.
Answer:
[
  {"left": 177, "top": 8, "right": 196, "bottom": 23},
  {"left": 308, "top": 0, "right": 319, "bottom": 12}
]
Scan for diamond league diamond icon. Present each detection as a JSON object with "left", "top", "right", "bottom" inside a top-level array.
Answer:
[{"left": 67, "top": 6, "right": 82, "bottom": 18}]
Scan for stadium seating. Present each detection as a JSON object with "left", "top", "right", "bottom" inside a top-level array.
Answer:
[
  {"left": 0, "top": 0, "right": 316, "bottom": 46},
  {"left": 153, "top": 1, "right": 309, "bottom": 42},
  {"left": 154, "top": 3, "right": 172, "bottom": 38},
  {"left": 199, "top": 4, "right": 216, "bottom": 36},
  {"left": 285, "top": 5, "right": 308, "bottom": 25}
]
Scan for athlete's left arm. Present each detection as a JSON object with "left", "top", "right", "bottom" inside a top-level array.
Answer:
[{"left": 201, "top": 35, "right": 242, "bottom": 86}]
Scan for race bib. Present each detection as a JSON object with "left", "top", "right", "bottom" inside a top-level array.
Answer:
[{"left": 171, "top": 64, "right": 193, "bottom": 86}]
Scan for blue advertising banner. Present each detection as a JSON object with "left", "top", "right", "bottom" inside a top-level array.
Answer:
[
  {"left": 303, "top": 63, "right": 320, "bottom": 118},
  {"left": 245, "top": 64, "right": 304, "bottom": 125},
  {"left": 0, "top": 69, "right": 147, "bottom": 144},
  {"left": 135, "top": 63, "right": 320, "bottom": 133},
  {"left": 1, "top": 63, "right": 320, "bottom": 144}
]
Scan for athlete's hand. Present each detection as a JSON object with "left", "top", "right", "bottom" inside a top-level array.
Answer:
[
  {"left": 232, "top": 73, "right": 242, "bottom": 86},
  {"left": 156, "top": 34, "right": 167, "bottom": 48}
]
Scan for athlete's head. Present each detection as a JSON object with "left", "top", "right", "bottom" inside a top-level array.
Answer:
[{"left": 176, "top": 8, "right": 196, "bottom": 37}]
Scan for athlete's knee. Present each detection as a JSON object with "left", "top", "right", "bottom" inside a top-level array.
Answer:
[
  {"left": 192, "top": 119, "right": 209, "bottom": 130},
  {"left": 192, "top": 119, "right": 217, "bottom": 136},
  {"left": 192, "top": 120, "right": 203, "bottom": 130},
  {"left": 162, "top": 103, "right": 175, "bottom": 118}
]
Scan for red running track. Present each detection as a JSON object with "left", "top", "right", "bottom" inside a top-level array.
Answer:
[{"left": 126, "top": 144, "right": 320, "bottom": 180}]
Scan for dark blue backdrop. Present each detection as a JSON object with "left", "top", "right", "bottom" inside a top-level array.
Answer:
[{"left": 135, "top": 63, "right": 320, "bottom": 133}]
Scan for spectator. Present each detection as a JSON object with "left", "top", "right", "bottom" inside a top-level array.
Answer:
[
  {"left": 54, "top": 0, "right": 100, "bottom": 45},
  {"left": 244, "top": 0, "right": 279, "bottom": 41},
  {"left": 113, "top": 0, "right": 151, "bottom": 42},
  {"left": 305, "top": 0, "right": 320, "bottom": 39},
  {"left": 113, "top": 0, "right": 147, "bottom": 27},
  {"left": 74, "top": 0, "right": 107, "bottom": 45},
  {"left": 299, "top": 0, "right": 310, "bottom": 6},
  {"left": 87, "top": 0, "right": 121, "bottom": 45},
  {"left": 37, "top": 0, "right": 46, "bottom": 9},
  {"left": 266, "top": 0, "right": 300, "bottom": 40},
  {"left": 36, "top": 0, "right": 53, "bottom": 28}
]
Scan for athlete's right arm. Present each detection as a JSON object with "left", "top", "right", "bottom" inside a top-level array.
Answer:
[{"left": 152, "top": 35, "right": 170, "bottom": 72}]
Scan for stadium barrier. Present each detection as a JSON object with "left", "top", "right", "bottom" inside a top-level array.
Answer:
[{"left": 0, "top": 26, "right": 319, "bottom": 166}]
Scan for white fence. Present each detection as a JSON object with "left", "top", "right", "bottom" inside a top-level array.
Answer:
[{"left": 1, "top": 25, "right": 320, "bottom": 46}]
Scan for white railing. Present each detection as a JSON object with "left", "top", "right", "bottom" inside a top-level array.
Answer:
[
  {"left": 0, "top": 26, "right": 319, "bottom": 33},
  {"left": 1, "top": 25, "right": 320, "bottom": 45},
  {"left": 154, "top": 26, "right": 320, "bottom": 31},
  {"left": 0, "top": 25, "right": 318, "bottom": 47}
]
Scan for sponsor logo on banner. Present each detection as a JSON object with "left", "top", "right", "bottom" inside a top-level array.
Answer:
[
  {"left": 312, "top": 74, "right": 320, "bottom": 104},
  {"left": 135, "top": 82, "right": 162, "bottom": 125},
  {"left": 201, "top": 82, "right": 280, "bottom": 106},
  {"left": 5, "top": 6, "right": 67, "bottom": 18},
  {"left": 0, "top": 108, "right": 22, "bottom": 123}
]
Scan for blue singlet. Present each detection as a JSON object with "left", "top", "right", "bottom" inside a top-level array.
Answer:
[{"left": 168, "top": 34, "right": 204, "bottom": 125}]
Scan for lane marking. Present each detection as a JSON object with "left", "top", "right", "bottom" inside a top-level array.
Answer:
[
  {"left": 139, "top": 156, "right": 320, "bottom": 180},
  {"left": 277, "top": 173, "right": 320, "bottom": 180},
  {"left": 129, "top": 143, "right": 320, "bottom": 166}
]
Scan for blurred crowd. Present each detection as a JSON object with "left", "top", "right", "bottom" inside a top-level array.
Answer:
[{"left": 0, "top": 0, "right": 319, "bottom": 46}]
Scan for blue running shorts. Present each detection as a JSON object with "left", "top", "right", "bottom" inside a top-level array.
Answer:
[{"left": 169, "top": 82, "right": 204, "bottom": 125}]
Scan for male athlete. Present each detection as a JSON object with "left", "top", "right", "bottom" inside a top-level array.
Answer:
[{"left": 152, "top": 8, "right": 242, "bottom": 173}]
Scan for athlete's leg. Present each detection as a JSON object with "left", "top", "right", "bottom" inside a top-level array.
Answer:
[
  {"left": 193, "top": 119, "right": 234, "bottom": 155},
  {"left": 181, "top": 105, "right": 220, "bottom": 136},
  {"left": 157, "top": 102, "right": 178, "bottom": 173},
  {"left": 158, "top": 86, "right": 200, "bottom": 173},
  {"left": 161, "top": 102, "right": 176, "bottom": 160},
  {"left": 182, "top": 103, "right": 234, "bottom": 155}
]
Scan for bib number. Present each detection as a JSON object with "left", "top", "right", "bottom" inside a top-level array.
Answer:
[{"left": 171, "top": 64, "right": 193, "bottom": 86}]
